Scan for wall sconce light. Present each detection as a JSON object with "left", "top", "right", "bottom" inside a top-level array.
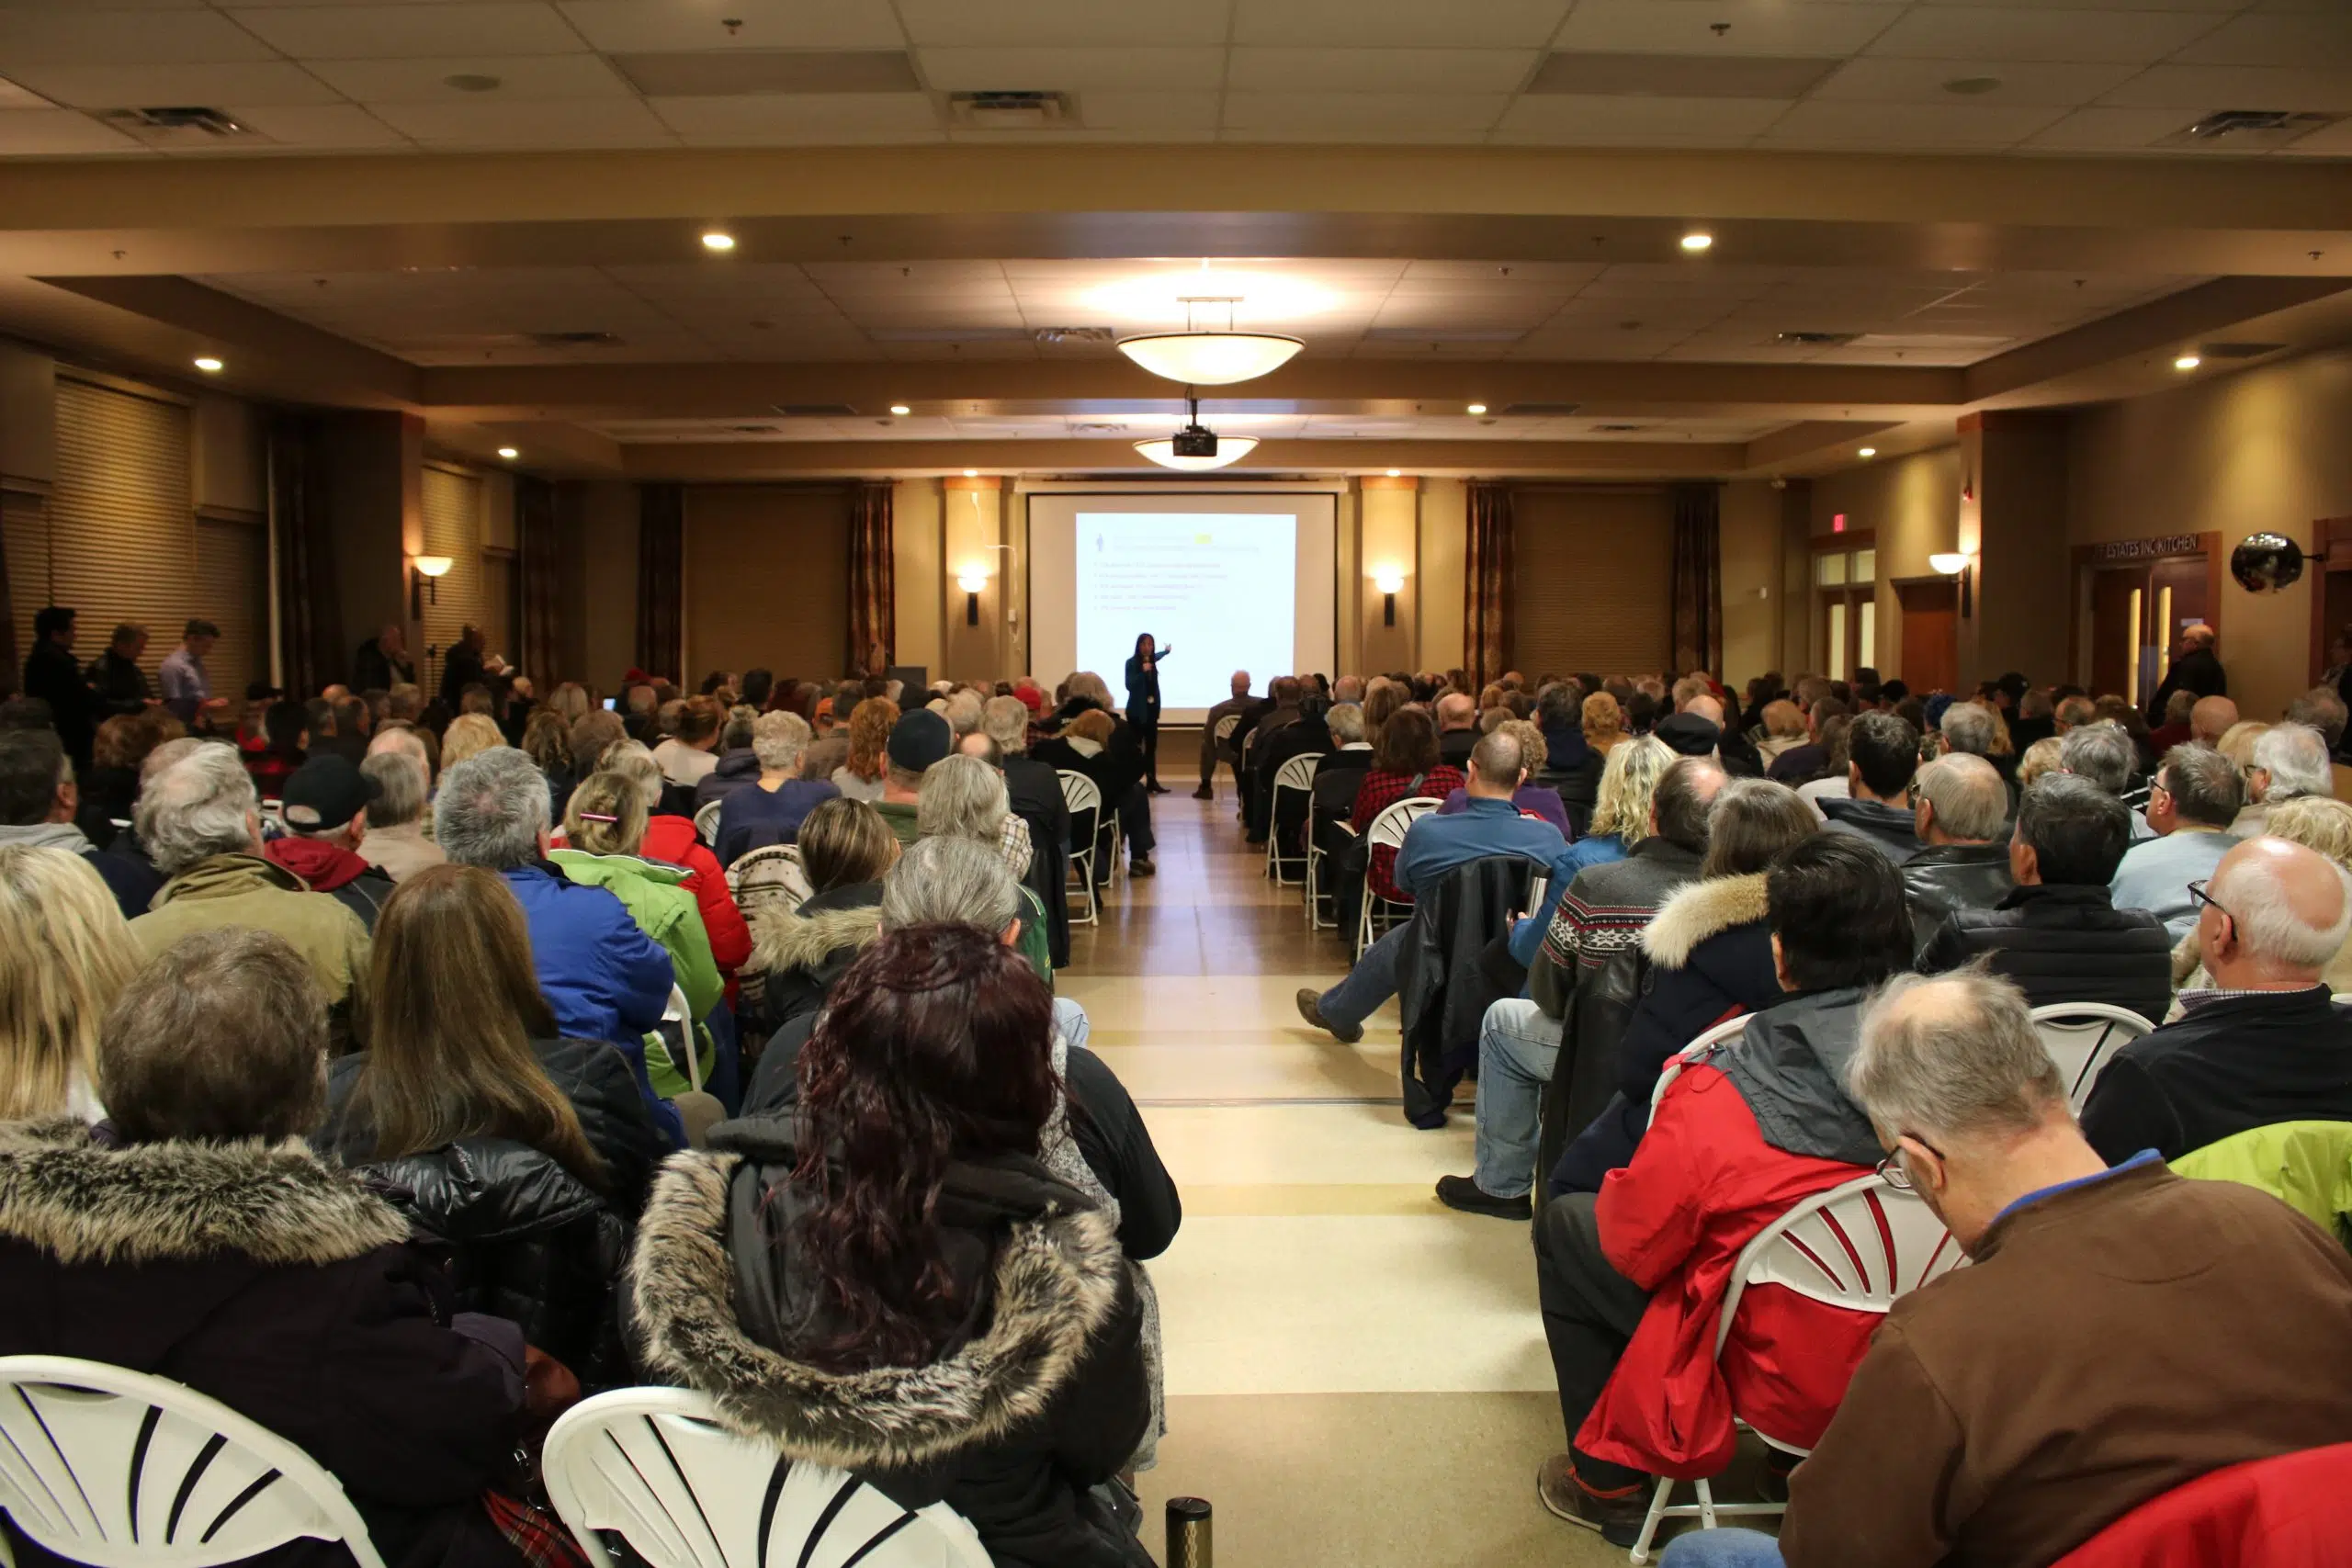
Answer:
[
  {"left": 410, "top": 554, "right": 453, "bottom": 617},
  {"left": 1374, "top": 568, "right": 1405, "bottom": 627},
  {"left": 1929, "top": 551, "right": 1974, "bottom": 618},
  {"left": 956, "top": 570, "right": 988, "bottom": 626}
]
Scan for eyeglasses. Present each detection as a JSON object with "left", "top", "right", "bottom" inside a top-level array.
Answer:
[
  {"left": 1876, "top": 1134, "right": 1944, "bottom": 1192},
  {"left": 2187, "top": 878, "right": 2233, "bottom": 926}
]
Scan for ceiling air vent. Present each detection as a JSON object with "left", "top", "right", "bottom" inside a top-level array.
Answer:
[
  {"left": 727, "top": 424, "right": 780, "bottom": 434},
  {"left": 2199, "top": 342, "right": 2287, "bottom": 360},
  {"left": 1499, "top": 402, "right": 1581, "bottom": 417},
  {"left": 1777, "top": 330, "right": 1860, "bottom": 347},
  {"left": 1035, "top": 326, "right": 1116, "bottom": 344},
  {"left": 526, "top": 330, "right": 624, "bottom": 348},
  {"left": 99, "top": 107, "right": 259, "bottom": 146},
  {"left": 947, "top": 91, "right": 1074, "bottom": 129},
  {"left": 1591, "top": 423, "right": 1650, "bottom": 433},
  {"left": 772, "top": 403, "right": 856, "bottom": 418},
  {"left": 2160, "top": 110, "right": 2339, "bottom": 149}
]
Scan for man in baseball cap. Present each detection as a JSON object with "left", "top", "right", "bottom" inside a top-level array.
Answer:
[
  {"left": 262, "top": 753, "right": 395, "bottom": 929},
  {"left": 876, "top": 708, "right": 954, "bottom": 844}
]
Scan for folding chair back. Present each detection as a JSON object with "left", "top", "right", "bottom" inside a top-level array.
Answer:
[
  {"left": 1057, "top": 771, "right": 1103, "bottom": 926},
  {"left": 1647, "top": 1015, "right": 1751, "bottom": 1111},
  {"left": 0, "top": 1355, "right": 389, "bottom": 1568},
  {"left": 1354, "top": 795, "right": 1442, "bottom": 957},
  {"left": 1717, "top": 1176, "right": 1963, "bottom": 1360},
  {"left": 2029, "top": 1002, "right": 2152, "bottom": 1111},
  {"left": 543, "top": 1388, "right": 989, "bottom": 1568},
  {"left": 1266, "top": 752, "right": 1321, "bottom": 884},
  {"left": 694, "top": 800, "right": 724, "bottom": 846}
]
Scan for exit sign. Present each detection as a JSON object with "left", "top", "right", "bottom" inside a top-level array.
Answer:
[{"left": 1832, "top": 513, "right": 1847, "bottom": 533}]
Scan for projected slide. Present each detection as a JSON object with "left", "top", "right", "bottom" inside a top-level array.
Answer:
[{"left": 1073, "top": 512, "right": 1297, "bottom": 712}]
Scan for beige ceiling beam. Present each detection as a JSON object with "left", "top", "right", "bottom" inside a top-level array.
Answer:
[
  {"left": 37, "top": 275, "right": 418, "bottom": 408},
  {"left": 620, "top": 437, "right": 1746, "bottom": 482},
  {"left": 1740, "top": 421, "right": 1907, "bottom": 472},
  {"left": 1965, "top": 276, "right": 2352, "bottom": 404}
]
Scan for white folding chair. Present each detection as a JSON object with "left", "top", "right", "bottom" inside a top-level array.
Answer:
[
  {"left": 0, "top": 1355, "right": 389, "bottom": 1568},
  {"left": 694, "top": 799, "right": 724, "bottom": 846},
  {"left": 2029, "top": 1002, "right": 2153, "bottom": 1111},
  {"left": 1265, "top": 752, "right": 1321, "bottom": 886},
  {"left": 1354, "top": 796, "right": 1442, "bottom": 960},
  {"left": 1307, "top": 819, "right": 1351, "bottom": 932},
  {"left": 544, "top": 1388, "right": 990, "bottom": 1568},
  {"left": 1628, "top": 1178, "right": 1965, "bottom": 1562},
  {"left": 1212, "top": 713, "right": 1240, "bottom": 780},
  {"left": 1647, "top": 1015, "right": 1755, "bottom": 1111},
  {"left": 1057, "top": 770, "right": 1103, "bottom": 927},
  {"left": 656, "top": 984, "right": 705, "bottom": 1094}
]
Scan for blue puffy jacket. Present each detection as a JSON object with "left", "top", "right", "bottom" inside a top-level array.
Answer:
[{"left": 500, "top": 863, "right": 683, "bottom": 1145}]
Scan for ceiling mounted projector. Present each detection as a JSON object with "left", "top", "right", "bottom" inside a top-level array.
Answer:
[
  {"left": 1135, "top": 393, "right": 1256, "bottom": 470},
  {"left": 1117, "top": 294, "right": 1302, "bottom": 386}
]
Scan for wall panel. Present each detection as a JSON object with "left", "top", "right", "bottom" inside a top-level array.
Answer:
[
  {"left": 51, "top": 377, "right": 193, "bottom": 683},
  {"left": 684, "top": 484, "right": 852, "bottom": 682},
  {"left": 420, "top": 464, "right": 483, "bottom": 685},
  {"left": 1510, "top": 486, "right": 1674, "bottom": 677}
]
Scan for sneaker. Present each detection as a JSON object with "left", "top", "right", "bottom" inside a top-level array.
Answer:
[
  {"left": 1537, "top": 1454, "right": 1649, "bottom": 1548},
  {"left": 1435, "top": 1174, "right": 1532, "bottom": 1220},
  {"left": 1129, "top": 855, "right": 1157, "bottom": 877},
  {"left": 1294, "top": 987, "right": 1363, "bottom": 1044},
  {"left": 1148, "top": 784, "right": 1170, "bottom": 795},
  {"left": 1192, "top": 786, "right": 1214, "bottom": 800}
]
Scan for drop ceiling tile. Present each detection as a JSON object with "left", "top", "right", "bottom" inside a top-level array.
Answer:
[
  {"left": 803, "top": 259, "right": 1006, "bottom": 286},
  {"left": 0, "top": 107, "right": 146, "bottom": 152},
  {"left": 1554, "top": 2, "right": 1904, "bottom": 58},
  {"left": 1222, "top": 90, "right": 1510, "bottom": 133},
  {"left": 1071, "top": 91, "right": 1222, "bottom": 132},
  {"left": 0, "top": 8, "right": 278, "bottom": 65},
  {"left": 1862, "top": 7, "right": 2222, "bottom": 63},
  {"left": 1811, "top": 55, "right": 2139, "bottom": 106},
  {"left": 229, "top": 4, "right": 585, "bottom": 60},
  {"left": 1757, "top": 97, "right": 2065, "bottom": 146},
  {"left": 2174, "top": 12, "right": 2352, "bottom": 67},
  {"left": 2098, "top": 63, "right": 2352, "bottom": 111},
  {"left": 308, "top": 54, "right": 632, "bottom": 102},
  {"left": 1234, "top": 0, "right": 1571, "bottom": 48},
  {"left": 2275, "top": 114, "right": 2352, "bottom": 153},
  {"left": 226, "top": 102, "right": 411, "bottom": 147},
  {"left": 1400, "top": 260, "right": 1609, "bottom": 284},
  {"left": 650, "top": 90, "right": 941, "bottom": 143},
  {"left": 915, "top": 47, "right": 1224, "bottom": 92},
  {"left": 1227, "top": 48, "right": 1540, "bottom": 93},
  {"left": 556, "top": 0, "right": 905, "bottom": 52},
  {"left": 3, "top": 61, "right": 345, "bottom": 109},
  {"left": 895, "top": 0, "right": 1232, "bottom": 49},
  {"left": 368, "top": 95, "right": 679, "bottom": 147},
  {"left": 1912, "top": 0, "right": 2242, "bottom": 9},
  {"left": 1492, "top": 93, "right": 1790, "bottom": 140}
]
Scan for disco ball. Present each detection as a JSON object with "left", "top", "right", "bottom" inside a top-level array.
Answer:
[{"left": 2230, "top": 533, "right": 2304, "bottom": 594}]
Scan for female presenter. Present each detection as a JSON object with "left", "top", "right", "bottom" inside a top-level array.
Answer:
[{"left": 1125, "top": 632, "right": 1173, "bottom": 795}]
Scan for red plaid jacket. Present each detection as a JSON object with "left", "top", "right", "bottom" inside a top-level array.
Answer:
[{"left": 1351, "top": 764, "right": 1464, "bottom": 902}]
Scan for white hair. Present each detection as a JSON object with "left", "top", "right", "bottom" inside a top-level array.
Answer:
[
  {"left": 752, "top": 710, "right": 812, "bottom": 773},
  {"left": 1329, "top": 702, "right": 1366, "bottom": 744},
  {"left": 135, "top": 744, "right": 258, "bottom": 876},
  {"left": 361, "top": 750, "right": 426, "bottom": 829},
  {"left": 435, "top": 748, "right": 551, "bottom": 871},
  {"left": 879, "top": 835, "right": 1020, "bottom": 934},
  {"left": 1939, "top": 702, "right": 1995, "bottom": 757},
  {"left": 1850, "top": 970, "right": 2064, "bottom": 1143},
  {"left": 2212, "top": 844, "right": 2352, "bottom": 971},
  {"left": 2252, "top": 722, "right": 2332, "bottom": 804},
  {"left": 916, "top": 753, "right": 1009, "bottom": 843},
  {"left": 981, "top": 695, "right": 1031, "bottom": 752},
  {"left": 943, "top": 691, "right": 985, "bottom": 737}
]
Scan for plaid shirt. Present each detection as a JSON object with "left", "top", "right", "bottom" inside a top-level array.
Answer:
[
  {"left": 1351, "top": 764, "right": 1465, "bottom": 901},
  {"left": 998, "top": 813, "right": 1035, "bottom": 880}
]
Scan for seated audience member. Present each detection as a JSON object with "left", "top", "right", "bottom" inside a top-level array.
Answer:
[
  {"left": 1820, "top": 710, "right": 1921, "bottom": 863},
  {"left": 1295, "top": 728, "right": 1566, "bottom": 1047},
  {"left": 1534, "top": 835, "right": 1914, "bottom": 1540},
  {"left": 633, "top": 924, "right": 1157, "bottom": 1568},
  {"left": 2081, "top": 835, "right": 2352, "bottom": 1166},
  {"left": 1533, "top": 680, "right": 1595, "bottom": 793},
  {"left": 1346, "top": 705, "right": 1466, "bottom": 905},
  {"left": 439, "top": 711, "right": 506, "bottom": 775},
  {"left": 715, "top": 710, "right": 842, "bottom": 865},
  {"left": 1246, "top": 691, "right": 1333, "bottom": 846},
  {"left": 2233, "top": 720, "right": 2331, "bottom": 838},
  {"left": 741, "top": 796, "right": 899, "bottom": 1034},
  {"left": 1035, "top": 705, "right": 1159, "bottom": 878},
  {"left": 986, "top": 694, "right": 1069, "bottom": 850},
  {"left": 0, "top": 927, "right": 536, "bottom": 1568},
  {"left": 1439, "top": 718, "right": 1572, "bottom": 835},
  {"left": 1196, "top": 669, "right": 1258, "bottom": 798},
  {"left": 248, "top": 697, "right": 309, "bottom": 797},
  {"left": 0, "top": 728, "right": 155, "bottom": 918},
  {"left": 0, "top": 844, "right": 140, "bottom": 1122},
  {"left": 2006, "top": 686, "right": 2055, "bottom": 751},
  {"left": 600, "top": 741, "right": 752, "bottom": 987},
  {"left": 2189, "top": 692, "right": 2239, "bottom": 751},
  {"left": 651, "top": 694, "right": 723, "bottom": 790},
  {"left": 76, "top": 712, "right": 152, "bottom": 851},
  {"left": 919, "top": 752, "right": 1052, "bottom": 982},
  {"left": 872, "top": 708, "right": 954, "bottom": 846},
  {"left": 357, "top": 748, "right": 447, "bottom": 882},
  {"left": 2013, "top": 733, "right": 2064, "bottom": 792},
  {"left": 1670, "top": 970, "right": 2352, "bottom": 1568},
  {"left": 2148, "top": 686, "right": 2198, "bottom": 752},
  {"left": 2053, "top": 694, "right": 2099, "bottom": 735},
  {"left": 130, "top": 742, "right": 371, "bottom": 1024},
  {"left": 520, "top": 707, "right": 578, "bottom": 819},
  {"left": 1435, "top": 690, "right": 1480, "bottom": 770},
  {"left": 2061, "top": 721, "right": 2155, "bottom": 841},
  {"left": 1921, "top": 773, "right": 2170, "bottom": 1023},
  {"left": 693, "top": 706, "right": 761, "bottom": 810},
  {"left": 1542, "top": 780, "right": 1820, "bottom": 1202},
  {"left": 1765, "top": 696, "right": 1843, "bottom": 784},
  {"left": 436, "top": 748, "right": 684, "bottom": 1145},
  {"left": 1523, "top": 738, "right": 1693, "bottom": 987},
  {"left": 2110, "top": 742, "right": 2244, "bottom": 940},
  {"left": 2097, "top": 694, "right": 2161, "bottom": 782},
  {"left": 1900, "top": 753, "right": 2016, "bottom": 950},
  {"left": 2171, "top": 794, "right": 2352, "bottom": 996},
  {"left": 1753, "top": 700, "right": 1807, "bottom": 769},
  {"left": 318, "top": 865, "right": 664, "bottom": 1381},
  {"left": 262, "top": 754, "right": 397, "bottom": 930}
]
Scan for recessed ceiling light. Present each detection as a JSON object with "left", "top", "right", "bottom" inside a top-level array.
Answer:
[
  {"left": 191, "top": 356, "right": 222, "bottom": 373},
  {"left": 1385, "top": 468, "right": 1401, "bottom": 478},
  {"left": 444, "top": 73, "right": 502, "bottom": 93},
  {"left": 1858, "top": 446, "right": 1877, "bottom": 458},
  {"left": 889, "top": 403, "right": 911, "bottom": 416},
  {"left": 964, "top": 468, "right": 978, "bottom": 478},
  {"left": 1466, "top": 403, "right": 1487, "bottom": 415},
  {"left": 497, "top": 446, "right": 519, "bottom": 460},
  {"left": 1679, "top": 231, "right": 1713, "bottom": 253},
  {"left": 1942, "top": 76, "right": 2002, "bottom": 96},
  {"left": 700, "top": 231, "right": 736, "bottom": 252},
  {"left": 2174, "top": 354, "right": 2201, "bottom": 371}
]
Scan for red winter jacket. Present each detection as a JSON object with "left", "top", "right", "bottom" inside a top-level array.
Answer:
[
  {"left": 639, "top": 815, "right": 752, "bottom": 982},
  {"left": 1577, "top": 1004, "right": 1883, "bottom": 1480},
  {"left": 2051, "top": 1443, "right": 2352, "bottom": 1568}
]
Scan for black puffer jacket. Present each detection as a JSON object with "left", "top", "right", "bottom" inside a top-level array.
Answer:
[
  {"left": 1918, "top": 881, "right": 2172, "bottom": 1024},
  {"left": 739, "top": 881, "right": 884, "bottom": 1036}
]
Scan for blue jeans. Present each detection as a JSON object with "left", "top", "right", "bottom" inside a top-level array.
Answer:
[
  {"left": 1474, "top": 998, "right": 1562, "bottom": 1198},
  {"left": 1317, "top": 922, "right": 1406, "bottom": 1031},
  {"left": 1660, "top": 1529, "right": 1784, "bottom": 1567}
]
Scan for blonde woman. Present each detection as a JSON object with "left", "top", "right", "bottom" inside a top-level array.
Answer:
[
  {"left": 2016, "top": 735, "right": 2065, "bottom": 792},
  {"left": 0, "top": 844, "right": 142, "bottom": 1121},
  {"left": 437, "top": 712, "right": 505, "bottom": 773},
  {"left": 1507, "top": 734, "right": 1675, "bottom": 971},
  {"left": 2216, "top": 720, "right": 2270, "bottom": 778},
  {"left": 2169, "top": 795, "right": 2352, "bottom": 1001}
]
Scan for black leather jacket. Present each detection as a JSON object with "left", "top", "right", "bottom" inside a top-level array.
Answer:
[{"left": 1901, "top": 840, "right": 2016, "bottom": 955}]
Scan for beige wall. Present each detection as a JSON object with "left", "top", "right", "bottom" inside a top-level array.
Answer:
[
  {"left": 1720, "top": 479, "right": 1782, "bottom": 687},
  {"left": 1807, "top": 444, "right": 1962, "bottom": 682},
  {"left": 684, "top": 484, "right": 852, "bottom": 683},
  {"left": 893, "top": 477, "right": 943, "bottom": 680},
  {"left": 1358, "top": 478, "right": 1416, "bottom": 675},
  {"left": 2067, "top": 344, "right": 2352, "bottom": 723},
  {"left": 1419, "top": 476, "right": 1466, "bottom": 674},
  {"left": 575, "top": 479, "right": 637, "bottom": 692},
  {"left": 942, "top": 477, "right": 1006, "bottom": 684}
]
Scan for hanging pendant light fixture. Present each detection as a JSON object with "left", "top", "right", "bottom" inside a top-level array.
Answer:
[
  {"left": 1135, "top": 391, "right": 1258, "bottom": 470},
  {"left": 1118, "top": 294, "right": 1302, "bottom": 386}
]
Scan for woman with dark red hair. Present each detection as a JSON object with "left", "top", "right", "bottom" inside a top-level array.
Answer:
[{"left": 630, "top": 922, "right": 1154, "bottom": 1568}]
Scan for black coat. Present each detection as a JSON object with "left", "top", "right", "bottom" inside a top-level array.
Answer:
[
  {"left": 85, "top": 648, "right": 151, "bottom": 717},
  {"left": 1004, "top": 754, "right": 1071, "bottom": 967},
  {"left": 1396, "top": 854, "right": 1536, "bottom": 1128},
  {"left": 1902, "top": 840, "right": 2016, "bottom": 956},
  {"left": 631, "top": 1121, "right": 1154, "bottom": 1568},
  {"left": 438, "top": 642, "right": 486, "bottom": 709},
  {"left": 1919, "top": 882, "right": 2173, "bottom": 1024},
  {"left": 0, "top": 1122, "right": 526, "bottom": 1568},
  {"left": 2080, "top": 987, "right": 2352, "bottom": 1165},
  {"left": 354, "top": 637, "right": 416, "bottom": 694},
  {"left": 2148, "top": 646, "right": 2226, "bottom": 726},
  {"left": 23, "top": 637, "right": 96, "bottom": 765},
  {"left": 1250, "top": 715, "right": 1332, "bottom": 840},
  {"left": 74, "top": 762, "right": 139, "bottom": 851}
]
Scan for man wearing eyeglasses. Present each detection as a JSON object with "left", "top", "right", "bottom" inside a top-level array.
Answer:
[
  {"left": 1658, "top": 968, "right": 2352, "bottom": 1568},
  {"left": 2109, "top": 744, "right": 2244, "bottom": 942}
]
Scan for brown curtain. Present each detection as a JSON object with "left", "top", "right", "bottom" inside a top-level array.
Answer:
[
  {"left": 1669, "top": 482, "right": 1724, "bottom": 676},
  {"left": 847, "top": 480, "right": 895, "bottom": 675},
  {"left": 1464, "top": 480, "right": 1513, "bottom": 688},
  {"left": 270, "top": 414, "right": 340, "bottom": 695},
  {"left": 514, "top": 473, "right": 560, "bottom": 684},
  {"left": 635, "top": 483, "right": 684, "bottom": 682}
]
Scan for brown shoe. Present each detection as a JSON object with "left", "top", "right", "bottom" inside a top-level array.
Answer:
[
  {"left": 1537, "top": 1454, "right": 1649, "bottom": 1547},
  {"left": 1295, "top": 987, "right": 1363, "bottom": 1045}
]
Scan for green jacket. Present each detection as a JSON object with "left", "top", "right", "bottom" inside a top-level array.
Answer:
[
  {"left": 549, "top": 848, "right": 723, "bottom": 1098},
  {"left": 2172, "top": 1120, "right": 2352, "bottom": 1245},
  {"left": 875, "top": 799, "right": 922, "bottom": 846},
  {"left": 130, "top": 853, "right": 371, "bottom": 1018}
]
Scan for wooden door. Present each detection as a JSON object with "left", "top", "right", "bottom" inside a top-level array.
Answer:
[
  {"left": 2088, "top": 566, "right": 2150, "bottom": 703},
  {"left": 1894, "top": 579, "right": 1958, "bottom": 695}
]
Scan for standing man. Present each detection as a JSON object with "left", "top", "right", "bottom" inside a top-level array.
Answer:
[
  {"left": 352, "top": 621, "right": 414, "bottom": 693},
  {"left": 2147, "top": 621, "right": 2225, "bottom": 725},
  {"left": 85, "top": 623, "right": 153, "bottom": 718},
  {"left": 158, "top": 617, "right": 226, "bottom": 727},
  {"left": 24, "top": 605, "right": 98, "bottom": 769},
  {"left": 438, "top": 624, "right": 487, "bottom": 710},
  {"left": 1197, "top": 669, "right": 1256, "bottom": 801}
]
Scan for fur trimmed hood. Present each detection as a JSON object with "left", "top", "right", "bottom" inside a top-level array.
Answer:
[
  {"left": 629, "top": 1146, "right": 1128, "bottom": 1472},
  {"left": 749, "top": 901, "right": 882, "bottom": 976},
  {"left": 1641, "top": 873, "right": 1770, "bottom": 969},
  {"left": 0, "top": 1119, "right": 409, "bottom": 1269}
]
